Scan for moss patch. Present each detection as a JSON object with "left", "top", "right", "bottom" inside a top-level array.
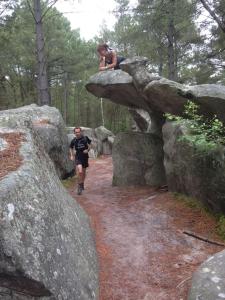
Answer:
[
  {"left": 216, "top": 215, "right": 225, "bottom": 240},
  {"left": 173, "top": 192, "right": 209, "bottom": 211},
  {"left": 61, "top": 175, "right": 77, "bottom": 188}
]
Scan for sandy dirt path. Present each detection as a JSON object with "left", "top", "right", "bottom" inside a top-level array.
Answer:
[{"left": 68, "top": 156, "right": 224, "bottom": 300}]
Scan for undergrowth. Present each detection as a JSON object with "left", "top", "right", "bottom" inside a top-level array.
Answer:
[
  {"left": 165, "top": 100, "right": 225, "bottom": 147},
  {"left": 166, "top": 102, "right": 225, "bottom": 240},
  {"left": 61, "top": 175, "right": 77, "bottom": 188},
  {"left": 174, "top": 192, "right": 225, "bottom": 241}
]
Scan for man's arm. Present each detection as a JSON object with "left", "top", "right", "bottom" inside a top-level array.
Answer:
[
  {"left": 83, "top": 137, "right": 92, "bottom": 154},
  {"left": 69, "top": 140, "right": 76, "bottom": 160},
  {"left": 69, "top": 147, "right": 75, "bottom": 160}
]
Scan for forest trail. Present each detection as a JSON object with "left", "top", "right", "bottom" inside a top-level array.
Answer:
[{"left": 68, "top": 156, "right": 224, "bottom": 300}]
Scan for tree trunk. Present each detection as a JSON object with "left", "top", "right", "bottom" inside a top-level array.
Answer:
[
  {"left": 167, "top": 0, "right": 177, "bottom": 81},
  {"left": 174, "top": 36, "right": 178, "bottom": 80},
  {"left": 157, "top": 45, "right": 163, "bottom": 76},
  {"left": 33, "top": 0, "right": 51, "bottom": 105},
  {"left": 86, "top": 101, "right": 90, "bottom": 127},
  {"left": 77, "top": 86, "right": 80, "bottom": 125},
  {"left": 63, "top": 72, "right": 68, "bottom": 124},
  {"left": 0, "top": 69, "right": 8, "bottom": 110},
  {"left": 100, "top": 98, "right": 105, "bottom": 127},
  {"left": 73, "top": 88, "right": 76, "bottom": 124}
]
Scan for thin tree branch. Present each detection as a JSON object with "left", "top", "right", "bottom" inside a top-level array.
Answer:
[
  {"left": 199, "top": 0, "right": 225, "bottom": 34},
  {"left": 183, "top": 230, "right": 225, "bottom": 247},
  {"left": 0, "top": 2, "right": 12, "bottom": 17},
  {"left": 41, "top": 0, "right": 58, "bottom": 20},
  {"left": 26, "top": 0, "right": 36, "bottom": 22}
]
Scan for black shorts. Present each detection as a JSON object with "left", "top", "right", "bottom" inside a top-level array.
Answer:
[
  {"left": 75, "top": 156, "right": 89, "bottom": 168},
  {"left": 115, "top": 56, "right": 126, "bottom": 69},
  {"left": 105, "top": 56, "right": 126, "bottom": 70}
]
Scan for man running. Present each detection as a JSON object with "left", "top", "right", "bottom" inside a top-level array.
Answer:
[{"left": 69, "top": 127, "right": 92, "bottom": 195}]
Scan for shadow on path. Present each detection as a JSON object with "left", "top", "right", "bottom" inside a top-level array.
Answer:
[{"left": 68, "top": 156, "right": 224, "bottom": 300}]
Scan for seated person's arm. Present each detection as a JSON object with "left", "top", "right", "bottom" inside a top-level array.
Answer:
[
  {"left": 99, "top": 51, "right": 117, "bottom": 71},
  {"left": 99, "top": 56, "right": 106, "bottom": 71},
  {"left": 105, "top": 50, "right": 117, "bottom": 70}
]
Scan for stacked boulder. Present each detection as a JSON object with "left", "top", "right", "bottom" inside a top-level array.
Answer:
[
  {"left": 112, "top": 131, "right": 166, "bottom": 187},
  {"left": 86, "top": 56, "right": 225, "bottom": 208},
  {"left": 86, "top": 56, "right": 225, "bottom": 299}
]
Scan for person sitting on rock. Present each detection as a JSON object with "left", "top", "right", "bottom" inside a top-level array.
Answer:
[
  {"left": 69, "top": 127, "right": 92, "bottom": 195},
  {"left": 97, "top": 43, "right": 125, "bottom": 71}
]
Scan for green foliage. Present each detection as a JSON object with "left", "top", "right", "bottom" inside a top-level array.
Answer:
[
  {"left": 102, "top": 0, "right": 225, "bottom": 84},
  {"left": 61, "top": 175, "right": 76, "bottom": 188},
  {"left": 174, "top": 192, "right": 206, "bottom": 210},
  {"left": 174, "top": 192, "right": 225, "bottom": 241},
  {"left": 0, "top": 1, "right": 132, "bottom": 133},
  {"left": 165, "top": 100, "right": 225, "bottom": 146},
  {"left": 164, "top": 113, "right": 182, "bottom": 122},
  {"left": 1, "top": 0, "right": 225, "bottom": 131},
  {"left": 130, "top": 0, "right": 200, "bottom": 79},
  {"left": 216, "top": 215, "right": 225, "bottom": 240},
  {"left": 199, "top": 0, "right": 225, "bottom": 85}
]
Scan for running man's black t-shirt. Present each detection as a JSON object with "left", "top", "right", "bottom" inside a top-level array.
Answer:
[{"left": 70, "top": 135, "right": 91, "bottom": 159}]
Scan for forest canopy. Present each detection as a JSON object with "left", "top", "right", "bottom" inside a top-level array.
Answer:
[{"left": 0, "top": 0, "right": 224, "bottom": 132}]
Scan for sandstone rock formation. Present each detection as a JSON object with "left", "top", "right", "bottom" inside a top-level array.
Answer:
[
  {"left": 128, "top": 108, "right": 151, "bottom": 132},
  {"left": 112, "top": 132, "right": 166, "bottom": 187},
  {"left": 163, "top": 121, "right": 225, "bottom": 213},
  {"left": 0, "top": 107, "right": 98, "bottom": 299},
  {"left": 0, "top": 104, "right": 73, "bottom": 179},
  {"left": 86, "top": 58, "right": 225, "bottom": 300},
  {"left": 95, "top": 126, "right": 115, "bottom": 155},
  {"left": 188, "top": 251, "right": 225, "bottom": 300},
  {"left": 86, "top": 56, "right": 225, "bottom": 191},
  {"left": 86, "top": 57, "right": 225, "bottom": 134}
]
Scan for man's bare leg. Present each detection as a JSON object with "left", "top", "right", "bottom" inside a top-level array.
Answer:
[
  {"left": 82, "top": 168, "right": 86, "bottom": 189},
  {"left": 76, "top": 164, "right": 83, "bottom": 195}
]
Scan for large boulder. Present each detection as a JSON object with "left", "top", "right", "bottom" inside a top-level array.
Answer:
[
  {"left": 86, "top": 69, "right": 149, "bottom": 111},
  {"left": 94, "top": 126, "right": 115, "bottom": 155},
  {"left": 162, "top": 121, "right": 225, "bottom": 213},
  {"left": 188, "top": 250, "right": 225, "bottom": 300},
  {"left": 85, "top": 63, "right": 164, "bottom": 136},
  {"left": 112, "top": 132, "right": 166, "bottom": 186},
  {"left": 0, "top": 104, "right": 73, "bottom": 179},
  {"left": 120, "top": 57, "right": 160, "bottom": 84},
  {"left": 0, "top": 111, "right": 98, "bottom": 299},
  {"left": 143, "top": 78, "right": 225, "bottom": 122}
]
